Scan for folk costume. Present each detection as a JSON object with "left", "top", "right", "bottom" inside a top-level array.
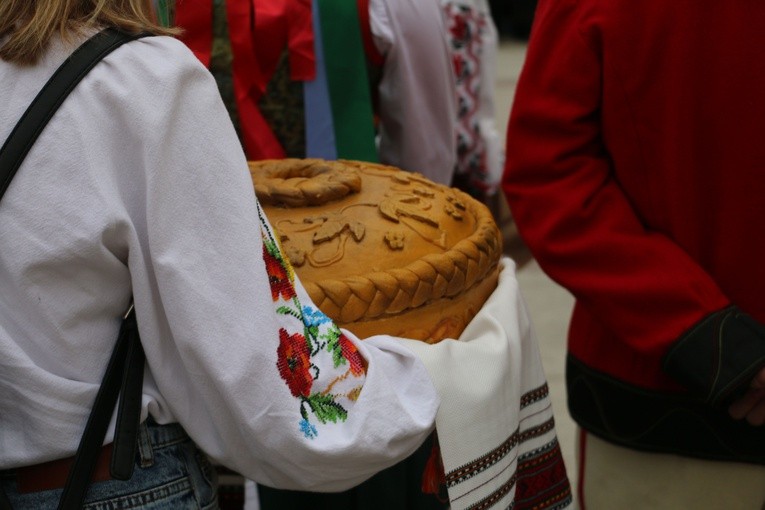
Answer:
[
  {"left": 441, "top": 0, "right": 504, "bottom": 198},
  {"left": 503, "top": 0, "right": 765, "bottom": 505},
  {"left": 174, "top": 0, "right": 458, "bottom": 185},
  {"left": 0, "top": 31, "right": 438, "bottom": 500}
]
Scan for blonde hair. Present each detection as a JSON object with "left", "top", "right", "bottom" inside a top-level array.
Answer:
[{"left": 0, "top": 0, "right": 180, "bottom": 65}]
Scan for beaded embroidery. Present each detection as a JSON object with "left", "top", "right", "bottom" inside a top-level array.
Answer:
[{"left": 259, "top": 205, "right": 366, "bottom": 439}]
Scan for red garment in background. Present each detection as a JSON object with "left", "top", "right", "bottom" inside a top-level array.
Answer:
[
  {"left": 175, "top": 0, "right": 315, "bottom": 159},
  {"left": 504, "top": 0, "right": 764, "bottom": 392}
]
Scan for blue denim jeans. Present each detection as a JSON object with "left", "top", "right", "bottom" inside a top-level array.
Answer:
[{"left": 0, "top": 420, "right": 219, "bottom": 509}]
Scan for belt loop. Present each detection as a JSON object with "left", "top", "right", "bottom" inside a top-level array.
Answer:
[{"left": 137, "top": 420, "right": 154, "bottom": 468}]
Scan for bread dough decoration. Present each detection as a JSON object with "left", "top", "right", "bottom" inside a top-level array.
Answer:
[{"left": 250, "top": 158, "right": 502, "bottom": 343}]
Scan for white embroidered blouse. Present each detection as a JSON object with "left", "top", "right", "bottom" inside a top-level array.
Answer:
[
  {"left": 0, "top": 33, "right": 438, "bottom": 492},
  {"left": 368, "top": 0, "right": 458, "bottom": 186}
]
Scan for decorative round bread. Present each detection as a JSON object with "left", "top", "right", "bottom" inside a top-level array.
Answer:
[{"left": 250, "top": 158, "right": 503, "bottom": 343}]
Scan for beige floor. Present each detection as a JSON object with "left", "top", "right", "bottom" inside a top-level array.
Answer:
[{"left": 493, "top": 38, "right": 580, "bottom": 491}]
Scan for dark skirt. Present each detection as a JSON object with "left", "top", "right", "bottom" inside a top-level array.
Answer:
[{"left": 258, "top": 433, "right": 449, "bottom": 510}]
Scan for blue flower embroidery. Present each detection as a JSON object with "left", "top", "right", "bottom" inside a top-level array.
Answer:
[
  {"left": 303, "top": 306, "right": 331, "bottom": 328},
  {"left": 300, "top": 418, "right": 318, "bottom": 439}
]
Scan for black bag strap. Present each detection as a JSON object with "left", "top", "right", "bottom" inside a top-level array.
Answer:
[
  {"left": 0, "top": 28, "right": 149, "bottom": 510},
  {"left": 58, "top": 305, "right": 144, "bottom": 509}
]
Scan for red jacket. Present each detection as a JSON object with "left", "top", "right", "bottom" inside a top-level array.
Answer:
[{"left": 504, "top": 0, "right": 765, "bottom": 462}]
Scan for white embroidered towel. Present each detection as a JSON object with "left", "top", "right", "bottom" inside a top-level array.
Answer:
[{"left": 397, "top": 257, "right": 573, "bottom": 510}]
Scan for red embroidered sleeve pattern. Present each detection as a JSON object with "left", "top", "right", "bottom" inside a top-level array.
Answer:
[
  {"left": 258, "top": 205, "right": 367, "bottom": 439},
  {"left": 443, "top": 3, "right": 491, "bottom": 194}
]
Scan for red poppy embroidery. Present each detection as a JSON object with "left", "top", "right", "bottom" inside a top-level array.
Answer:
[
  {"left": 339, "top": 334, "right": 365, "bottom": 376},
  {"left": 259, "top": 204, "right": 365, "bottom": 439},
  {"left": 277, "top": 328, "right": 313, "bottom": 398},
  {"left": 263, "top": 243, "right": 297, "bottom": 301}
]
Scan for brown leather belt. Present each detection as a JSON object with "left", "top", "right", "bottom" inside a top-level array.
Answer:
[{"left": 14, "top": 444, "right": 114, "bottom": 494}]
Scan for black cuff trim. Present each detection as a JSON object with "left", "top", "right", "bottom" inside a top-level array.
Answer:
[
  {"left": 662, "top": 306, "right": 765, "bottom": 406},
  {"left": 567, "top": 355, "right": 765, "bottom": 465}
]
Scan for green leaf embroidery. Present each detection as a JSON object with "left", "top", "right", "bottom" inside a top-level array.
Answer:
[
  {"left": 323, "top": 324, "right": 347, "bottom": 368},
  {"left": 305, "top": 393, "right": 348, "bottom": 424}
]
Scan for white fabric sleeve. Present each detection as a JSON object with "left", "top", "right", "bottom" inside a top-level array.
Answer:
[
  {"left": 477, "top": 0, "right": 505, "bottom": 194},
  {"left": 369, "top": 0, "right": 458, "bottom": 185},
  {"left": 474, "top": 0, "right": 504, "bottom": 193},
  {"left": 109, "top": 37, "right": 439, "bottom": 491}
]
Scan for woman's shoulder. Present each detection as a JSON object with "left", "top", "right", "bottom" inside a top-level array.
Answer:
[
  {"left": 105, "top": 34, "right": 210, "bottom": 82},
  {"left": 76, "top": 32, "right": 220, "bottom": 123}
]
